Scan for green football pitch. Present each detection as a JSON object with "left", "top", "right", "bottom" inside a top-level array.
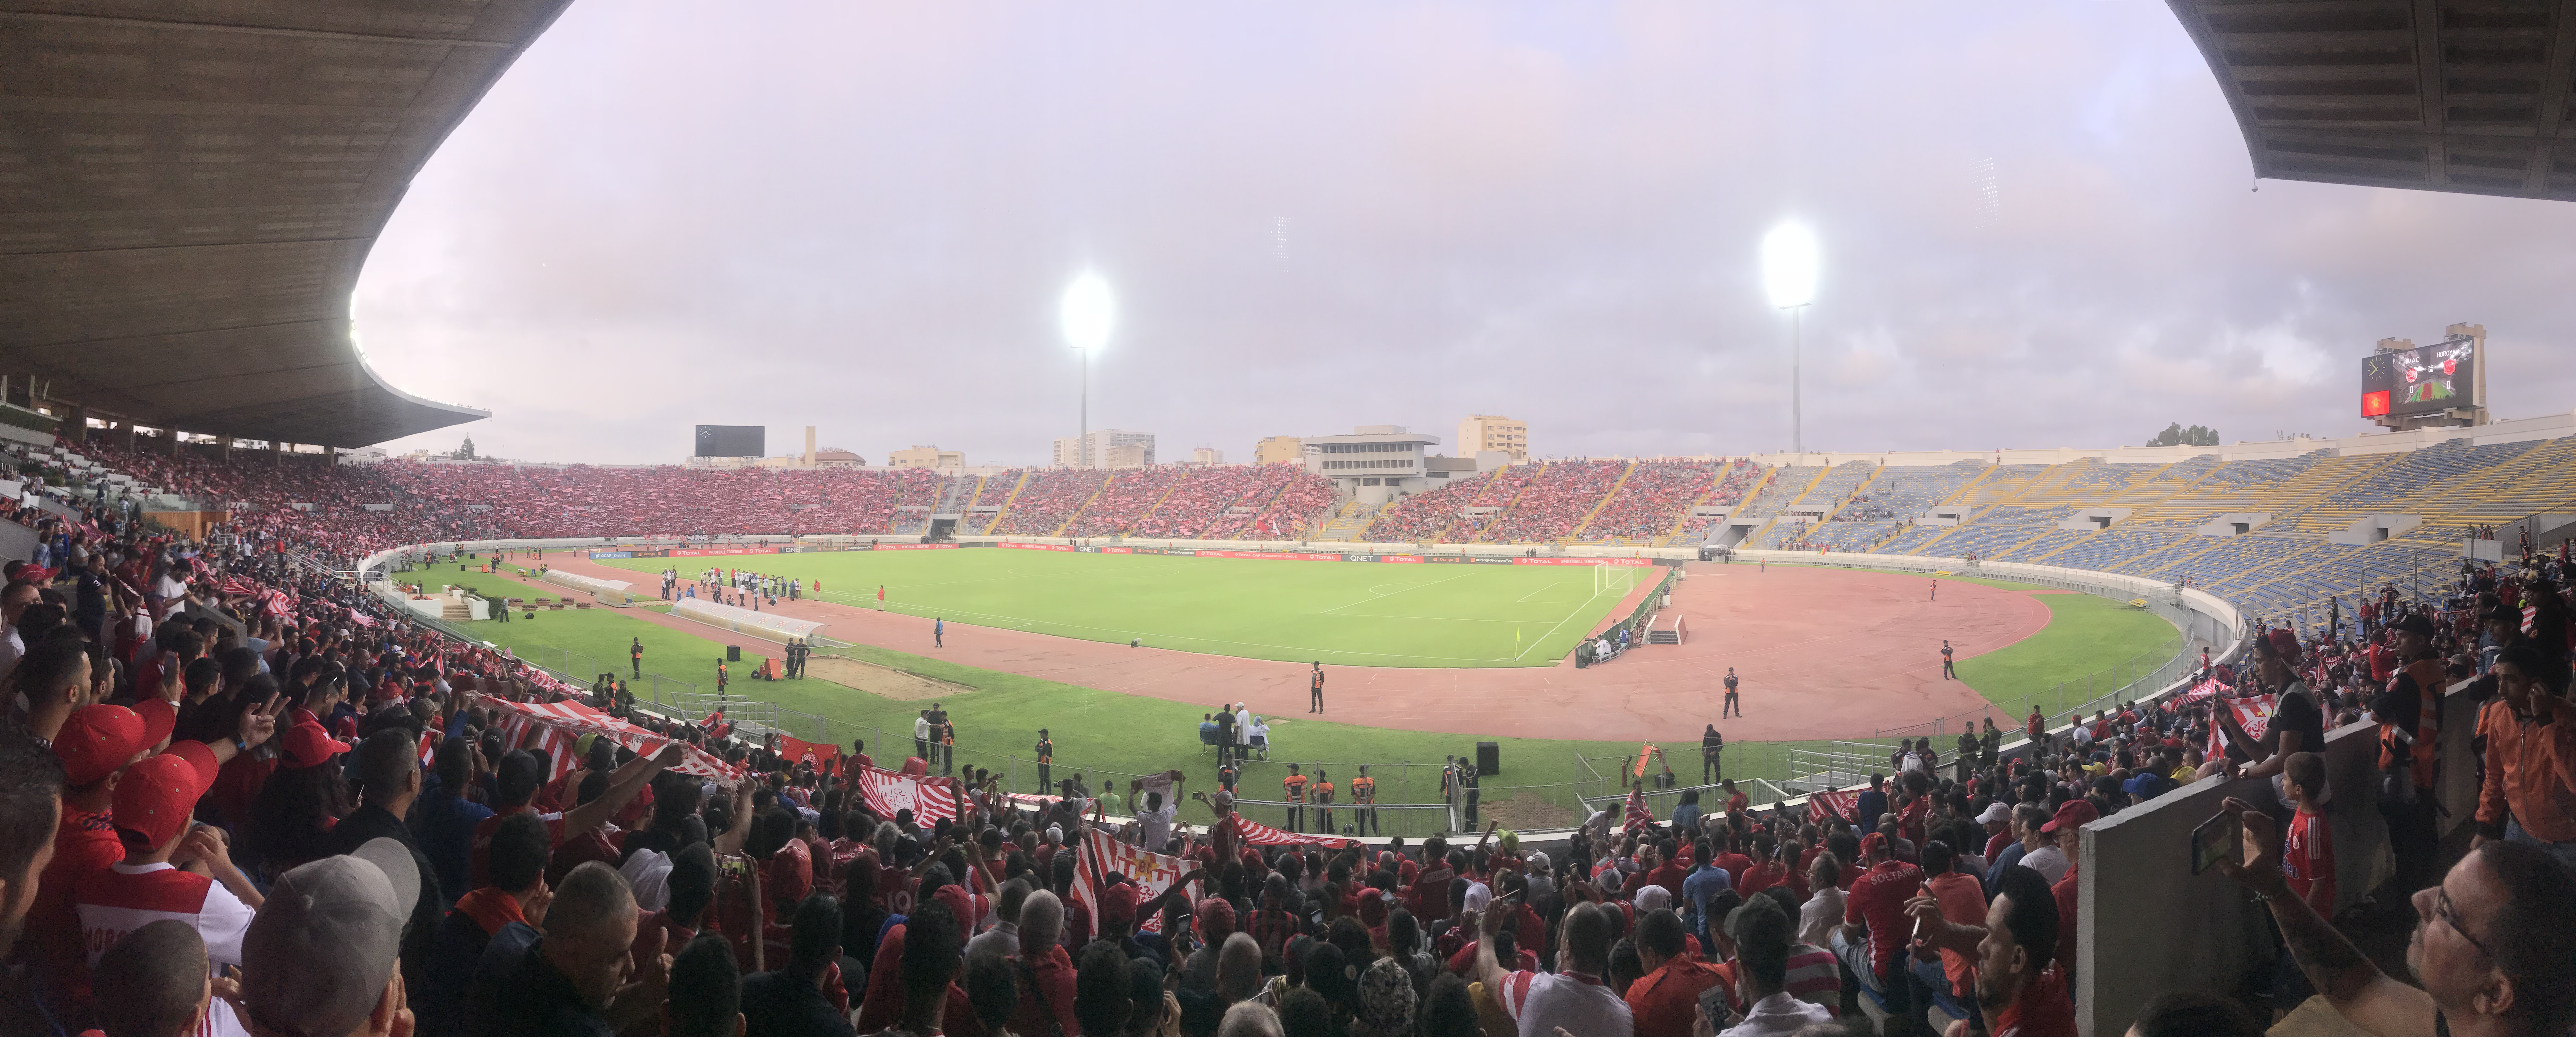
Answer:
[{"left": 590, "top": 549, "right": 1647, "bottom": 668}]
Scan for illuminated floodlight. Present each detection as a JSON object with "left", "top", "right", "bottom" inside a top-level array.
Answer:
[
  {"left": 1761, "top": 222, "right": 1819, "bottom": 309},
  {"left": 1059, "top": 273, "right": 1116, "bottom": 352}
]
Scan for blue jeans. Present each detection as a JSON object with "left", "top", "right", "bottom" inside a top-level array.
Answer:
[
  {"left": 2506, "top": 819, "right": 2576, "bottom": 870},
  {"left": 1831, "top": 928, "right": 1917, "bottom": 1018}
]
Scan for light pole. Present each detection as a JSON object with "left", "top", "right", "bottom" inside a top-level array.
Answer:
[
  {"left": 1059, "top": 273, "right": 1114, "bottom": 468},
  {"left": 1762, "top": 222, "right": 1819, "bottom": 457}
]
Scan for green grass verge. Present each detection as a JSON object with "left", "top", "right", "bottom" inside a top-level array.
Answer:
[
  {"left": 1952, "top": 593, "right": 2181, "bottom": 715},
  {"left": 588, "top": 549, "right": 1641, "bottom": 668}
]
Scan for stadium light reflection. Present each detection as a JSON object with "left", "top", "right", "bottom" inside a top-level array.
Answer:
[
  {"left": 1761, "top": 222, "right": 1818, "bottom": 309},
  {"left": 1059, "top": 273, "right": 1115, "bottom": 352}
]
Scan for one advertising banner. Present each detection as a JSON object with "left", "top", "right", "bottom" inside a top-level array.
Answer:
[
  {"left": 1193, "top": 550, "right": 1341, "bottom": 562},
  {"left": 1377, "top": 555, "right": 1423, "bottom": 563},
  {"left": 872, "top": 542, "right": 959, "bottom": 551},
  {"left": 1470, "top": 556, "right": 1519, "bottom": 564},
  {"left": 1102, "top": 546, "right": 1133, "bottom": 554},
  {"left": 1425, "top": 555, "right": 1470, "bottom": 565},
  {"left": 671, "top": 547, "right": 780, "bottom": 557},
  {"left": 1511, "top": 557, "right": 1657, "bottom": 567},
  {"left": 1069, "top": 830, "right": 1200, "bottom": 935},
  {"left": 1000, "top": 542, "right": 1077, "bottom": 552},
  {"left": 589, "top": 551, "right": 633, "bottom": 559}
]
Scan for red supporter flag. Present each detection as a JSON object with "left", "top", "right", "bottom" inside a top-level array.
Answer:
[{"left": 1068, "top": 830, "right": 1199, "bottom": 935}]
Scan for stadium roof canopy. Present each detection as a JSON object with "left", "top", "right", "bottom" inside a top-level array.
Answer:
[
  {"left": 2167, "top": 0, "right": 2576, "bottom": 202},
  {"left": 0, "top": 1, "right": 573, "bottom": 448}
]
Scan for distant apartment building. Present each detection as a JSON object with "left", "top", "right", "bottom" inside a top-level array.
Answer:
[
  {"left": 1254, "top": 436, "right": 1303, "bottom": 465},
  {"left": 1191, "top": 447, "right": 1224, "bottom": 465},
  {"left": 1051, "top": 429, "right": 1155, "bottom": 468},
  {"left": 888, "top": 445, "right": 963, "bottom": 470},
  {"left": 1458, "top": 415, "right": 1528, "bottom": 462}
]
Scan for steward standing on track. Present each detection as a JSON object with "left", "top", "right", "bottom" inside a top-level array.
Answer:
[
  {"left": 630, "top": 637, "right": 644, "bottom": 679},
  {"left": 1283, "top": 764, "right": 1309, "bottom": 832},
  {"left": 1309, "top": 662, "right": 1325, "bottom": 713},
  {"left": 1351, "top": 766, "right": 1378, "bottom": 835},
  {"left": 1723, "top": 668, "right": 1741, "bottom": 718}
]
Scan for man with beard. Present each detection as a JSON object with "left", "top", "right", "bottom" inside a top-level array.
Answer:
[{"left": 1902, "top": 864, "right": 2071, "bottom": 1036}]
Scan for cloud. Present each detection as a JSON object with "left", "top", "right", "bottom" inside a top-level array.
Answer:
[{"left": 353, "top": 0, "right": 2576, "bottom": 465}]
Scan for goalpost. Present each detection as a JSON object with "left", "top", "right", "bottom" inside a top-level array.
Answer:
[{"left": 1593, "top": 562, "right": 1639, "bottom": 598}]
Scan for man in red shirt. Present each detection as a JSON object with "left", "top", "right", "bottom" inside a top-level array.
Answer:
[
  {"left": 1624, "top": 908, "right": 1723, "bottom": 1037},
  {"left": 1642, "top": 841, "right": 1689, "bottom": 904},
  {"left": 1906, "top": 865, "right": 2073, "bottom": 1037},
  {"left": 468, "top": 741, "right": 680, "bottom": 889},
  {"left": 1712, "top": 831, "right": 1756, "bottom": 888},
  {"left": 1835, "top": 833, "right": 1925, "bottom": 1019},
  {"left": 2041, "top": 799, "right": 2098, "bottom": 990}
]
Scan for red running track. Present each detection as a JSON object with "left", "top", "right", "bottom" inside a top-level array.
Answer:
[{"left": 527, "top": 557, "right": 2045, "bottom": 743}]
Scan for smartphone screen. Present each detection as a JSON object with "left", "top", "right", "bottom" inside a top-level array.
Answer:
[{"left": 2190, "top": 811, "right": 2237, "bottom": 876}]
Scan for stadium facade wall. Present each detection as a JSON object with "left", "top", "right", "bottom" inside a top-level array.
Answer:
[{"left": 1746, "top": 407, "right": 2576, "bottom": 468}]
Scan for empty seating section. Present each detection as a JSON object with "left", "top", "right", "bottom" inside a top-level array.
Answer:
[
  {"left": 1754, "top": 462, "right": 1881, "bottom": 548},
  {"left": 2041, "top": 526, "right": 2193, "bottom": 571},
  {"left": 1919, "top": 505, "right": 2073, "bottom": 559},
  {"left": 1481, "top": 460, "right": 1627, "bottom": 542},
  {"left": 1792, "top": 460, "right": 1992, "bottom": 552},
  {"left": 1739, "top": 465, "right": 1817, "bottom": 518}
]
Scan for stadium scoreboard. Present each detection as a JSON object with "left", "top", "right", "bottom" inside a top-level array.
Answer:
[
  {"left": 694, "top": 425, "right": 765, "bottom": 457},
  {"left": 2360, "top": 338, "right": 2476, "bottom": 420}
]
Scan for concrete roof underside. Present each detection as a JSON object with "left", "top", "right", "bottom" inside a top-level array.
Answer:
[
  {"left": 0, "top": 1, "right": 573, "bottom": 448},
  {"left": 2168, "top": 0, "right": 2576, "bottom": 202}
]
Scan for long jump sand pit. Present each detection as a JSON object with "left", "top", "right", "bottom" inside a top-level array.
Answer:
[{"left": 541, "top": 556, "right": 2053, "bottom": 742}]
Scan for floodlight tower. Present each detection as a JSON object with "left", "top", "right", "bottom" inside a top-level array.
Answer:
[
  {"left": 1059, "top": 273, "right": 1115, "bottom": 468},
  {"left": 1762, "top": 223, "right": 1820, "bottom": 456}
]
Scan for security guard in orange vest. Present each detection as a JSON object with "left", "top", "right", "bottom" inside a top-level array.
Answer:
[
  {"left": 1313, "top": 769, "right": 1336, "bottom": 835},
  {"left": 2375, "top": 612, "right": 2445, "bottom": 890},
  {"left": 1283, "top": 763, "right": 1309, "bottom": 832},
  {"left": 1350, "top": 766, "right": 1379, "bottom": 835}
]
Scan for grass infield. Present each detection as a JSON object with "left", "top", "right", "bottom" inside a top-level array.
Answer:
[{"left": 593, "top": 548, "right": 1643, "bottom": 668}]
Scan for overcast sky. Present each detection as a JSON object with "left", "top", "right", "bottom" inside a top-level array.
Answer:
[{"left": 354, "top": 1, "right": 2576, "bottom": 466}]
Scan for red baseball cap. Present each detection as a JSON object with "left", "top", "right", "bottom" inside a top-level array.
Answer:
[
  {"left": 2042, "top": 799, "right": 2100, "bottom": 834},
  {"left": 113, "top": 741, "right": 219, "bottom": 849},
  {"left": 55, "top": 704, "right": 151, "bottom": 787},
  {"left": 282, "top": 724, "right": 351, "bottom": 769},
  {"left": 1100, "top": 882, "right": 1140, "bottom": 929},
  {"left": 132, "top": 699, "right": 177, "bottom": 749},
  {"left": 1859, "top": 832, "right": 1888, "bottom": 857}
]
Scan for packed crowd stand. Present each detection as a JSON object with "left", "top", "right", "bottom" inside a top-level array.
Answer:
[{"left": 0, "top": 438, "right": 2571, "bottom": 1036}]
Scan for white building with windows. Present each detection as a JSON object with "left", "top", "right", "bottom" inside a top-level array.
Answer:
[{"left": 1303, "top": 425, "right": 1483, "bottom": 503}]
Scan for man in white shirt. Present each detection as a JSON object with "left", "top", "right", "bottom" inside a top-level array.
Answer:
[
  {"left": 1233, "top": 704, "right": 1251, "bottom": 755},
  {"left": 0, "top": 579, "right": 38, "bottom": 687},
  {"left": 1136, "top": 787, "right": 1180, "bottom": 853},
  {"left": 2017, "top": 811, "right": 2071, "bottom": 885},
  {"left": 1475, "top": 892, "right": 1633, "bottom": 1037}
]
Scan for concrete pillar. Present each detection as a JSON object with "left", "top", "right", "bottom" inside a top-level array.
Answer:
[
  {"left": 326, "top": 445, "right": 338, "bottom": 464},
  {"left": 273, "top": 440, "right": 287, "bottom": 466},
  {"left": 63, "top": 405, "right": 85, "bottom": 443},
  {"left": 166, "top": 430, "right": 181, "bottom": 457},
  {"left": 117, "top": 422, "right": 135, "bottom": 451},
  {"left": 220, "top": 436, "right": 234, "bottom": 461}
]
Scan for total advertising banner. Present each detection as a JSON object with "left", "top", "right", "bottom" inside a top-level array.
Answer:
[
  {"left": 1000, "top": 542, "right": 1076, "bottom": 552},
  {"left": 1069, "top": 830, "right": 1199, "bottom": 936},
  {"left": 671, "top": 546, "right": 781, "bottom": 557},
  {"left": 1194, "top": 550, "right": 1341, "bottom": 562},
  {"left": 870, "top": 543, "right": 958, "bottom": 551},
  {"left": 1512, "top": 557, "right": 1656, "bottom": 567}
]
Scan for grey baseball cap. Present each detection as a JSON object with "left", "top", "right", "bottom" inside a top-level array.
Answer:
[{"left": 240, "top": 838, "right": 420, "bottom": 1037}]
